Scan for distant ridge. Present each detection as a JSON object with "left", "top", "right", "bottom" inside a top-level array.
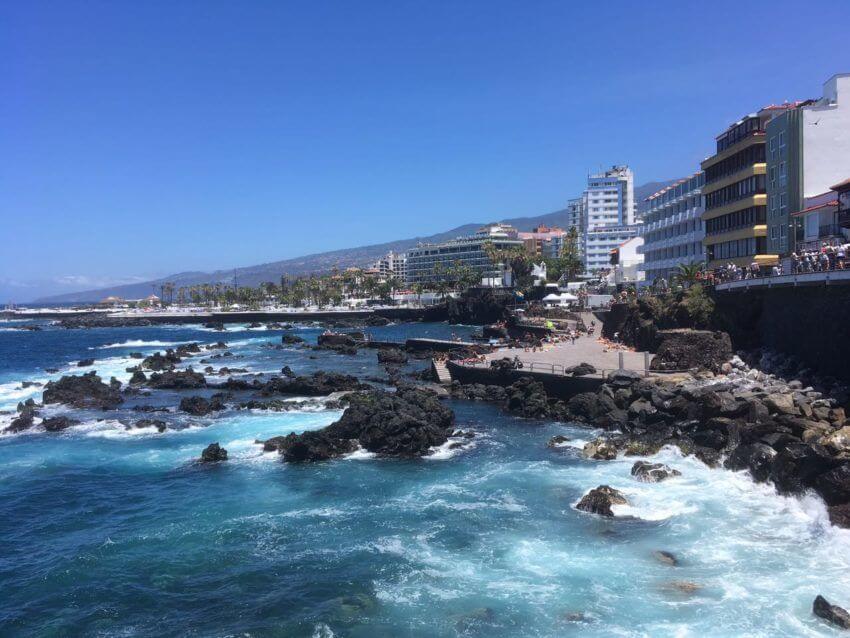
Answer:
[{"left": 37, "top": 180, "right": 674, "bottom": 303}]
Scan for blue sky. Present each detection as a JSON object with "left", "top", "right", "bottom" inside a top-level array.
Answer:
[{"left": 2, "top": 0, "right": 848, "bottom": 301}]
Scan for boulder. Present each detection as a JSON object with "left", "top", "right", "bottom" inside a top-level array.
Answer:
[
  {"left": 179, "top": 395, "right": 225, "bottom": 416},
  {"left": 653, "top": 550, "right": 678, "bottom": 566},
  {"left": 376, "top": 348, "right": 408, "bottom": 365},
  {"left": 260, "top": 371, "right": 368, "bottom": 397},
  {"left": 131, "top": 419, "right": 167, "bottom": 432},
  {"left": 649, "top": 329, "right": 732, "bottom": 373},
  {"left": 813, "top": 595, "right": 850, "bottom": 629},
  {"left": 631, "top": 461, "right": 681, "bottom": 483},
  {"left": 505, "top": 378, "right": 550, "bottom": 419},
  {"left": 6, "top": 406, "right": 36, "bottom": 432},
  {"left": 42, "top": 372, "right": 124, "bottom": 410},
  {"left": 583, "top": 438, "right": 618, "bottom": 461},
  {"left": 199, "top": 443, "right": 228, "bottom": 463},
  {"left": 129, "top": 370, "right": 147, "bottom": 385},
  {"left": 565, "top": 362, "right": 596, "bottom": 376},
  {"left": 607, "top": 369, "right": 642, "bottom": 387},
  {"left": 317, "top": 333, "right": 358, "bottom": 348},
  {"left": 275, "top": 387, "right": 454, "bottom": 462},
  {"left": 814, "top": 463, "right": 850, "bottom": 507},
  {"left": 41, "top": 416, "right": 79, "bottom": 432},
  {"left": 77, "top": 358, "right": 95, "bottom": 367},
  {"left": 281, "top": 334, "right": 304, "bottom": 345},
  {"left": 764, "top": 393, "right": 798, "bottom": 416},
  {"left": 146, "top": 368, "right": 206, "bottom": 390},
  {"left": 575, "top": 485, "right": 628, "bottom": 517},
  {"left": 281, "top": 365, "right": 296, "bottom": 378},
  {"left": 828, "top": 503, "right": 850, "bottom": 528},
  {"left": 724, "top": 443, "right": 778, "bottom": 483},
  {"left": 547, "top": 434, "right": 571, "bottom": 448},
  {"left": 141, "top": 350, "right": 182, "bottom": 371}
]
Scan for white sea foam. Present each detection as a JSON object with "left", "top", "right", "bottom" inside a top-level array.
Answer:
[
  {"left": 95, "top": 339, "right": 183, "bottom": 349},
  {"left": 343, "top": 446, "right": 377, "bottom": 460}
]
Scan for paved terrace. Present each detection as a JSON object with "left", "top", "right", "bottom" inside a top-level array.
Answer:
[{"left": 474, "top": 330, "right": 653, "bottom": 378}]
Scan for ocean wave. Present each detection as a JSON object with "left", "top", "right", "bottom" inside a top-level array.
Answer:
[{"left": 95, "top": 339, "right": 183, "bottom": 349}]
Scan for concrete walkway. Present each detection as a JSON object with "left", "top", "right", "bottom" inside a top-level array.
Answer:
[{"left": 484, "top": 331, "right": 650, "bottom": 376}]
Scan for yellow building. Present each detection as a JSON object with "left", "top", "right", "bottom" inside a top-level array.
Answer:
[{"left": 701, "top": 105, "right": 794, "bottom": 269}]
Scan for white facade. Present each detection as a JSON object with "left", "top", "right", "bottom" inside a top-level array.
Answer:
[
  {"left": 583, "top": 165, "right": 635, "bottom": 229},
  {"left": 584, "top": 224, "right": 640, "bottom": 273},
  {"left": 581, "top": 165, "right": 636, "bottom": 272},
  {"left": 639, "top": 172, "right": 706, "bottom": 284},
  {"left": 372, "top": 251, "right": 407, "bottom": 281},
  {"left": 801, "top": 74, "right": 850, "bottom": 198}
]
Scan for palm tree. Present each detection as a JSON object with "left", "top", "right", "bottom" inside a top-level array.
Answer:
[{"left": 674, "top": 262, "right": 704, "bottom": 289}]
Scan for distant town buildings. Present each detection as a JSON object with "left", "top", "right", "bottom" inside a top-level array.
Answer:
[
  {"left": 371, "top": 251, "right": 407, "bottom": 282},
  {"left": 639, "top": 172, "right": 705, "bottom": 283},
  {"left": 766, "top": 74, "right": 850, "bottom": 257},
  {"left": 403, "top": 223, "right": 524, "bottom": 284},
  {"left": 608, "top": 236, "right": 644, "bottom": 284},
  {"left": 517, "top": 225, "right": 567, "bottom": 258}
]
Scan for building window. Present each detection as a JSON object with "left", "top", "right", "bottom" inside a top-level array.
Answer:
[
  {"left": 779, "top": 132, "right": 785, "bottom": 147},
  {"left": 780, "top": 162, "right": 786, "bottom": 177}
]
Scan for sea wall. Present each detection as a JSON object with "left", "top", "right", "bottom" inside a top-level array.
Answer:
[
  {"left": 713, "top": 285, "right": 850, "bottom": 385},
  {"left": 446, "top": 362, "right": 604, "bottom": 400}
]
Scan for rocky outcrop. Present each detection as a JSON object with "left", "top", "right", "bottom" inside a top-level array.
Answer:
[
  {"left": 130, "top": 419, "right": 167, "bottom": 432},
  {"left": 6, "top": 404, "right": 37, "bottom": 432},
  {"left": 42, "top": 372, "right": 124, "bottom": 410},
  {"left": 270, "top": 387, "right": 454, "bottom": 462},
  {"left": 77, "top": 358, "right": 95, "bottom": 367},
  {"left": 260, "top": 371, "right": 368, "bottom": 397},
  {"left": 446, "top": 288, "right": 513, "bottom": 325},
  {"left": 41, "top": 416, "right": 79, "bottom": 432},
  {"left": 58, "top": 315, "right": 153, "bottom": 329},
  {"left": 565, "top": 362, "right": 597, "bottom": 376},
  {"left": 583, "top": 438, "right": 618, "bottom": 460},
  {"left": 141, "top": 350, "right": 182, "bottom": 371},
  {"left": 631, "top": 461, "right": 681, "bottom": 482},
  {"left": 317, "top": 333, "right": 359, "bottom": 348},
  {"left": 813, "top": 595, "right": 850, "bottom": 629},
  {"left": 199, "top": 443, "right": 228, "bottom": 463},
  {"left": 281, "top": 334, "right": 305, "bottom": 345},
  {"left": 504, "top": 378, "right": 550, "bottom": 419},
  {"left": 575, "top": 485, "right": 627, "bottom": 517},
  {"left": 146, "top": 368, "right": 206, "bottom": 390},
  {"left": 179, "top": 395, "right": 225, "bottom": 416},
  {"left": 376, "top": 348, "right": 408, "bottom": 365},
  {"left": 650, "top": 329, "right": 733, "bottom": 373}
]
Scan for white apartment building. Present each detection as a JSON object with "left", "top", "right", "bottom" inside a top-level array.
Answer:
[
  {"left": 404, "top": 223, "right": 524, "bottom": 284},
  {"left": 581, "top": 165, "right": 636, "bottom": 272},
  {"left": 639, "top": 172, "right": 706, "bottom": 284},
  {"left": 372, "top": 251, "right": 407, "bottom": 282},
  {"left": 584, "top": 224, "right": 640, "bottom": 273}
]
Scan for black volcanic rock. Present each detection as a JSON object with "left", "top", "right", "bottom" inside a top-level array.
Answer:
[
  {"left": 141, "top": 350, "right": 182, "bottom": 371},
  {"left": 273, "top": 387, "right": 454, "bottom": 462},
  {"left": 42, "top": 372, "right": 124, "bottom": 410},
  {"left": 41, "top": 416, "right": 79, "bottom": 432},
  {"left": 650, "top": 329, "right": 733, "bottom": 374},
  {"left": 377, "top": 348, "right": 408, "bottom": 365},
  {"left": 199, "top": 442, "right": 228, "bottom": 463},
  {"left": 505, "top": 378, "right": 550, "bottom": 419},
  {"left": 77, "top": 358, "right": 95, "bottom": 367},
  {"left": 6, "top": 406, "right": 36, "bottom": 433},
  {"left": 281, "top": 334, "right": 304, "bottom": 345},
  {"left": 179, "top": 395, "right": 225, "bottom": 416},
  {"left": 575, "top": 485, "right": 628, "bottom": 517},
  {"left": 813, "top": 595, "right": 850, "bottom": 629},
  {"left": 631, "top": 461, "right": 681, "bottom": 483},
  {"left": 260, "top": 371, "right": 368, "bottom": 397},
  {"left": 146, "top": 368, "right": 206, "bottom": 390},
  {"left": 130, "top": 419, "right": 167, "bottom": 432}
]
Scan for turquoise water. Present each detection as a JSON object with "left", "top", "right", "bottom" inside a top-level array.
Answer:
[{"left": 1, "top": 320, "right": 848, "bottom": 636}]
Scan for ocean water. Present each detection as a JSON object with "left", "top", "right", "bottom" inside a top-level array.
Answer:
[{"left": 1, "top": 320, "right": 848, "bottom": 637}]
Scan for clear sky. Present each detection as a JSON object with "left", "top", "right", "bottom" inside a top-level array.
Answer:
[{"left": 2, "top": 0, "right": 848, "bottom": 301}]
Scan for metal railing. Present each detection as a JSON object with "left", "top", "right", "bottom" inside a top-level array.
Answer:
[{"left": 454, "top": 353, "right": 694, "bottom": 378}]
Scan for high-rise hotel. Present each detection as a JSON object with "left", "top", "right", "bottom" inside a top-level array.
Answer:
[{"left": 700, "top": 106, "right": 794, "bottom": 268}]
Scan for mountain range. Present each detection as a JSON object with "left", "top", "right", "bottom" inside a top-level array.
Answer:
[{"left": 36, "top": 180, "right": 672, "bottom": 303}]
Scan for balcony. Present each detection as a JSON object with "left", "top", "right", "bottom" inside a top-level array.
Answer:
[{"left": 840, "top": 209, "right": 850, "bottom": 229}]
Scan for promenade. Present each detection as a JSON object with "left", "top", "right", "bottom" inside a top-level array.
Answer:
[{"left": 482, "top": 330, "right": 650, "bottom": 376}]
